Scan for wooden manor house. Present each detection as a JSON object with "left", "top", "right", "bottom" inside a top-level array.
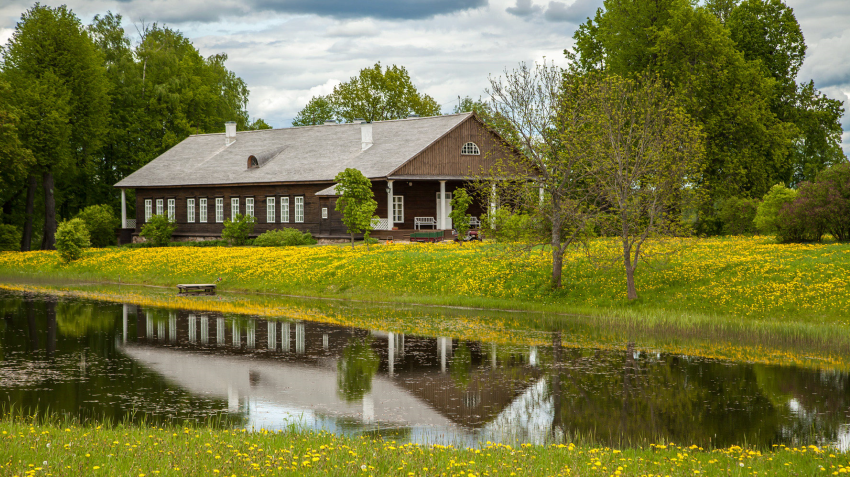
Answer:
[{"left": 115, "top": 112, "right": 517, "bottom": 243}]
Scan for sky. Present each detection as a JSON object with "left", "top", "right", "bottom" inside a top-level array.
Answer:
[{"left": 1, "top": 0, "right": 848, "bottom": 153}]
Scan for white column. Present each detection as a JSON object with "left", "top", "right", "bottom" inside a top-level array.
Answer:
[
  {"left": 491, "top": 342, "right": 497, "bottom": 369},
  {"left": 121, "top": 189, "right": 127, "bottom": 228},
  {"left": 388, "top": 332, "right": 395, "bottom": 377},
  {"left": 267, "top": 322, "right": 276, "bottom": 350},
  {"left": 122, "top": 304, "right": 128, "bottom": 344},
  {"left": 362, "top": 392, "right": 375, "bottom": 423},
  {"left": 387, "top": 180, "right": 394, "bottom": 226},
  {"left": 439, "top": 180, "right": 447, "bottom": 230},
  {"left": 539, "top": 185, "right": 544, "bottom": 206},
  {"left": 490, "top": 184, "right": 497, "bottom": 228}
]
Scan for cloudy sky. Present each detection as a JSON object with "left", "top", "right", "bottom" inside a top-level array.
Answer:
[{"left": 1, "top": 0, "right": 848, "bottom": 152}]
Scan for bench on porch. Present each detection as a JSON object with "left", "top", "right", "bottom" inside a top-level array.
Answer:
[
  {"left": 414, "top": 217, "right": 437, "bottom": 230},
  {"left": 177, "top": 284, "right": 217, "bottom": 296},
  {"left": 469, "top": 216, "right": 481, "bottom": 229}
]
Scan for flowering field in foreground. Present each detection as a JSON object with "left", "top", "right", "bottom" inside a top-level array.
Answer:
[
  {"left": 1, "top": 236, "right": 848, "bottom": 321},
  {"left": 2, "top": 419, "right": 847, "bottom": 476}
]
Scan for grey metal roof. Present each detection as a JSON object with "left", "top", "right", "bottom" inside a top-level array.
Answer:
[{"left": 115, "top": 113, "right": 473, "bottom": 188}]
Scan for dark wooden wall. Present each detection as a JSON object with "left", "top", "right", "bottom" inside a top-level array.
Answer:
[
  {"left": 134, "top": 183, "right": 348, "bottom": 238},
  {"left": 391, "top": 115, "right": 517, "bottom": 177}
]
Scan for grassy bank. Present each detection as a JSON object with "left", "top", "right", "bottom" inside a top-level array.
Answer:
[
  {"left": 2, "top": 416, "right": 846, "bottom": 476},
  {"left": 2, "top": 236, "right": 848, "bottom": 321}
]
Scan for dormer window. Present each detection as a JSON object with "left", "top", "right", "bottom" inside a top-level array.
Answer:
[
  {"left": 461, "top": 142, "right": 480, "bottom": 155},
  {"left": 248, "top": 156, "right": 259, "bottom": 169}
]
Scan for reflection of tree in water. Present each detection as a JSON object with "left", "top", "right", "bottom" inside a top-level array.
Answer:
[
  {"left": 451, "top": 342, "right": 473, "bottom": 390},
  {"left": 541, "top": 336, "right": 850, "bottom": 448},
  {"left": 337, "top": 337, "right": 380, "bottom": 402},
  {"left": 56, "top": 301, "right": 115, "bottom": 337}
]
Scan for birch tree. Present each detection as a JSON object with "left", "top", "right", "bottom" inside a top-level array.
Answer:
[{"left": 483, "top": 62, "right": 599, "bottom": 288}]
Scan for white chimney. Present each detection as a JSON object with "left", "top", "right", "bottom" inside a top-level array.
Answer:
[
  {"left": 225, "top": 121, "right": 237, "bottom": 145},
  {"left": 360, "top": 120, "right": 372, "bottom": 151}
]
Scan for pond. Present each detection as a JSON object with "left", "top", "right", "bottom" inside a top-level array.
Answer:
[{"left": 1, "top": 290, "right": 849, "bottom": 449}]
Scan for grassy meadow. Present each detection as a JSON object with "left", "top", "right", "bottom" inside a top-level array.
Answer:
[
  {"left": 1, "top": 236, "right": 848, "bottom": 323},
  {"left": 2, "top": 416, "right": 848, "bottom": 477}
]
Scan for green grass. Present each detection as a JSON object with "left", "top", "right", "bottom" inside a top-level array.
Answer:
[
  {"left": 1, "top": 235, "right": 848, "bottom": 329},
  {"left": 1, "top": 414, "right": 846, "bottom": 476}
]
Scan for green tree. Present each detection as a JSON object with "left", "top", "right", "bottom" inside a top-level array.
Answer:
[
  {"left": 0, "top": 79, "right": 35, "bottom": 230},
  {"left": 754, "top": 183, "right": 798, "bottom": 234},
  {"left": 582, "top": 73, "right": 704, "bottom": 301},
  {"left": 221, "top": 213, "right": 256, "bottom": 246},
  {"left": 75, "top": 205, "right": 119, "bottom": 247},
  {"left": 448, "top": 188, "right": 473, "bottom": 244},
  {"left": 334, "top": 168, "right": 378, "bottom": 248},
  {"left": 291, "top": 96, "right": 336, "bottom": 126},
  {"left": 55, "top": 218, "right": 91, "bottom": 263},
  {"left": 726, "top": 0, "right": 846, "bottom": 183},
  {"left": 0, "top": 225, "right": 22, "bottom": 252},
  {"left": 336, "top": 337, "right": 380, "bottom": 403},
  {"left": 140, "top": 214, "right": 177, "bottom": 247},
  {"left": 2, "top": 4, "right": 110, "bottom": 251},
  {"left": 86, "top": 14, "right": 268, "bottom": 217},
  {"left": 567, "top": 0, "right": 800, "bottom": 214},
  {"left": 295, "top": 63, "right": 441, "bottom": 125}
]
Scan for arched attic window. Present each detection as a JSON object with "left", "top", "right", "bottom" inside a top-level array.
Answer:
[
  {"left": 461, "top": 142, "right": 480, "bottom": 155},
  {"left": 247, "top": 156, "right": 259, "bottom": 168}
]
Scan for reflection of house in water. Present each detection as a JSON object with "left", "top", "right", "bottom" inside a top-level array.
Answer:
[{"left": 121, "top": 306, "right": 541, "bottom": 433}]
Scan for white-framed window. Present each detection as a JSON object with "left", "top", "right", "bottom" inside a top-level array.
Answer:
[
  {"left": 461, "top": 142, "right": 480, "bottom": 155},
  {"left": 280, "top": 197, "right": 289, "bottom": 223},
  {"left": 294, "top": 196, "right": 304, "bottom": 223},
  {"left": 215, "top": 198, "right": 224, "bottom": 223},
  {"left": 231, "top": 197, "right": 239, "bottom": 219},
  {"left": 199, "top": 198, "right": 207, "bottom": 223},
  {"left": 321, "top": 207, "right": 328, "bottom": 219},
  {"left": 167, "top": 199, "right": 175, "bottom": 221},
  {"left": 246, "top": 197, "right": 254, "bottom": 218},
  {"left": 266, "top": 197, "right": 275, "bottom": 223},
  {"left": 144, "top": 200, "right": 152, "bottom": 222},
  {"left": 156, "top": 199, "right": 163, "bottom": 216},
  {"left": 187, "top": 199, "right": 195, "bottom": 223},
  {"left": 393, "top": 196, "right": 404, "bottom": 223}
]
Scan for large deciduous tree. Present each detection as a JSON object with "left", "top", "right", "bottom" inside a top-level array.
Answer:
[
  {"left": 0, "top": 80, "right": 35, "bottom": 230},
  {"left": 582, "top": 74, "right": 704, "bottom": 301},
  {"left": 2, "top": 4, "right": 110, "bottom": 250},
  {"left": 566, "top": 0, "right": 844, "bottom": 226},
  {"left": 293, "top": 63, "right": 441, "bottom": 125}
]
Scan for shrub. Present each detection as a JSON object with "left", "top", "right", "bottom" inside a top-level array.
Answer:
[
  {"left": 140, "top": 214, "right": 177, "bottom": 247},
  {"left": 815, "top": 163, "right": 850, "bottom": 241},
  {"left": 75, "top": 204, "right": 119, "bottom": 247},
  {"left": 55, "top": 218, "right": 91, "bottom": 262},
  {"left": 754, "top": 184, "right": 797, "bottom": 234},
  {"left": 717, "top": 197, "right": 760, "bottom": 235},
  {"left": 221, "top": 214, "right": 256, "bottom": 246},
  {"left": 0, "top": 224, "right": 21, "bottom": 252},
  {"left": 253, "top": 228, "right": 317, "bottom": 247}
]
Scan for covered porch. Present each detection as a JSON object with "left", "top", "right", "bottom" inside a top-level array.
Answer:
[{"left": 369, "top": 177, "right": 488, "bottom": 235}]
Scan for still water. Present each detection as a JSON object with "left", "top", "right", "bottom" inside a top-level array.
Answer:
[{"left": 1, "top": 291, "right": 849, "bottom": 449}]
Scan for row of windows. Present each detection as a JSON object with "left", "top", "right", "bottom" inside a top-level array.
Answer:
[{"left": 144, "top": 197, "right": 306, "bottom": 224}]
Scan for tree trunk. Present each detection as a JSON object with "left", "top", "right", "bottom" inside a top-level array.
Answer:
[
  {"left": 551, "top": 214, "right": 563, "bottom": 288},
  {"left": 350, "top": 232, "right": 354, "bottom": 248},
  {"left": 21, "top": 175, "right": 37, "bottom": 251},
  {"left": 623, "top": 242, "right": 638, "bottom": 300},
  {"left": 41, "top": 171, "right": 56, "bottom": 250}
]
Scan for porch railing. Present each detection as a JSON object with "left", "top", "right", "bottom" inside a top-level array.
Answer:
[
  {"left": 371, "top": 218, "right": 391, "bottom": 230},
  {"left": 125, "top": 219, "right": 136, "bottom": 229}
]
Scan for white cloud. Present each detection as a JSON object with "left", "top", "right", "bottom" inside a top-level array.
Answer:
[{"left": 325, "top": 20, "right": 379, "bottom": 37}]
